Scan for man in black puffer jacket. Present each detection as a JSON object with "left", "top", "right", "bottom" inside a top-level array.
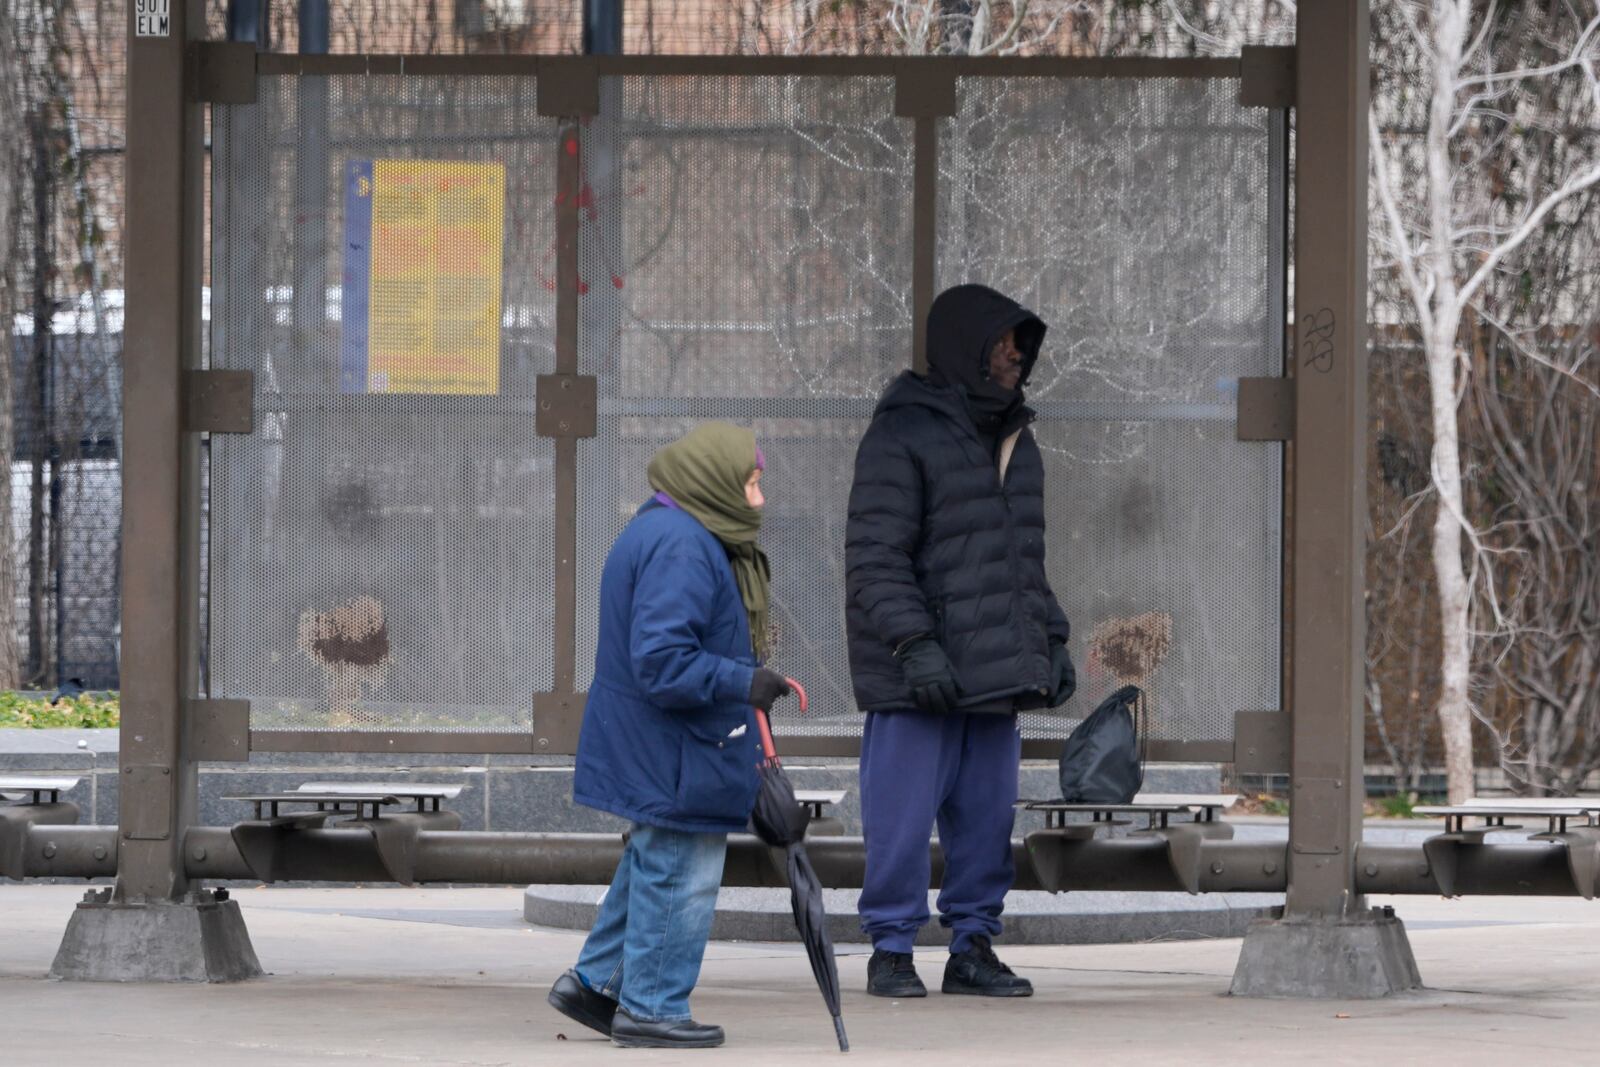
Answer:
[{"left": 846, "top": 284, "right": 1075, "bottom": 1000}]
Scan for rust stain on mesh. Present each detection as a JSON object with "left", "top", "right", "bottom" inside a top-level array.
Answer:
[
  {"left": 1089, "top": 611, "right": 1173, "bottom": 687},
  {"left": 299, "top": 596, "right": 392, "bottom": 715}
]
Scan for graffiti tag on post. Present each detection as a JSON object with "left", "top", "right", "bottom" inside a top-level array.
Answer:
[{"left": 1301, "top": 308, "right": 1336, "bottom": 373}]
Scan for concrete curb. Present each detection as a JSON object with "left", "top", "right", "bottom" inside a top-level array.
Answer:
[{"left": 524, "top": 884, "right": 1281, "bottom": 946}]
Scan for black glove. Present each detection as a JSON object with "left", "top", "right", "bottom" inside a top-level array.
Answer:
[
  {"left": 748, "top": 668, "right": 793, "bottom": 712},
  {"left": 897, "top": 637, "right": 959, "bottom": 715},
  {"left": 1049, "top": 641, "right": 1076, "bottom": 707}
]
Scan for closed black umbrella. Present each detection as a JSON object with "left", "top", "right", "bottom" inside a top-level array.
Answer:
[{"left": 750, "top": 680, "right": 849, "bottom": 1053}]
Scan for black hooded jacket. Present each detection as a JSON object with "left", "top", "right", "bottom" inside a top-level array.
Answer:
[{"left": 845, "top": 285, "right": 1070, "bottom": 714}]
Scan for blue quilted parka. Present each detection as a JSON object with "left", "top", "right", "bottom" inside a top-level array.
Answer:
[{"left": 573, "top": 501, "right": 763, "bottom": 833}]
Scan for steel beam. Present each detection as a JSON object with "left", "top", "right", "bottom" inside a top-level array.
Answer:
[
  {"left": 116, "top": 0, "right": 205, "bottom": 904},
  {"left": 51, "top": 0, "right": 264, "bottom": 983},
  {"left": 14, "top": 823, "right": 1600, "bottom": 900},
  {"left": 1281, "top": 0, "right": 1371, "bottom": 919},
  {"left": 253, "top": 55, "right": 1243, "bottom": 79},
  {"left": 1230, "top": 0, "right": 1404, "bottom": 998}
]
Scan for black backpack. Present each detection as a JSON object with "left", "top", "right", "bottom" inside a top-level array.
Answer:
[{"left": 1057, "top": 685, "right": 1146, "bottom": 804}]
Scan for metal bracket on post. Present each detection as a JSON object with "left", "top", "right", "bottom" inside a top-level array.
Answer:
[
  {"left": 1131, "top": 821, "right": 1237, "bottom": 895},
  {"left": 1236, "top": 378, "right": 1295, "bottom": 441},
  {"left": 188, "top": 699, "right": 251, "bottom": 762},
  {"left": 1234, "top": 710, "right": 1290, "bottom": 774},
  {"left": 534, "top": 691, "right": 586, "bottom": 754},
  {"left": 183, "top": 369, "right": 255, "bottom": 434},
  {"left": 1239, "top": 46, "right": 1296, "bottom": 108},
  {"left": 122, "top": 766, "right": 174, "bottom": 841},
  {"left": 537, "top": 57, "right": 600, "bottom": 117},
  {"left": 894, "top": 61, "right": 958, "bottom": 119},
  {"left": 535, "top": 374, "right": 598, "bottom": 438},
  {"left": 1531, "top": 826, "right": 1600, "bottom": 900},
  {"left": 191, "top": 41, "right": 258, "bottom": 105}
]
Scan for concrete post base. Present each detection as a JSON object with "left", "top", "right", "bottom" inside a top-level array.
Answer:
[
  {"left": 50, "top": 888, "right": 263, "bottom": 982},
  {"left": 1229, "top": 906, "right": 1422, "bottom": 998}
]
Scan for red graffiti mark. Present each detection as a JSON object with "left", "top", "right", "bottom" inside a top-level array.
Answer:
[
  {"left": 611, "top": 275, "right": 625, "bottom": 290},
  {"left": 577, "top": 279, "right": 590, "bottom": 296},
  {"left": 576, "top": 182, "right": 600, "bottom": 222},
  {"left": 538, "top": 272, "right": 557, "bottom": 292},
  {"left": 553, "top": 191, "right": 566, "bottom": 206},
  {"left": 565, "top": 138, "right": 579, "bottom": 156}
]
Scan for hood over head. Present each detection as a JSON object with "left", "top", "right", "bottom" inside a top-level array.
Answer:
[{"left": 925, "top": 284, "right": 1046, "bottom": 429}]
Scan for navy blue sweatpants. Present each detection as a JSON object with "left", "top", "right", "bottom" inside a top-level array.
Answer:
[{"left": 858, "top": 709, "right": 1022, "bottom": 954}]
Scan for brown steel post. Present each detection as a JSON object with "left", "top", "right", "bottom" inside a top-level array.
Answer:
[
  {"left": 115, "top": 0, "right": 204, "bottom": 903},
  {"left": 530, "top": 113, "right": 586, "bottom": 751},
  {"left": 910, "top": 116, "right": 938, "bottom": 375},
  {"left": 1232, "top": 0, "right": 1420, "bottom": 998},
  {"left": 1282, "top": 0, "right": 1369, "bottom": 919},
  {"left": 51, "top": 0, "right": 262, "bottom": 982},
  {"left": 553, "top": 119, "right": 580, "bottom": 698}
]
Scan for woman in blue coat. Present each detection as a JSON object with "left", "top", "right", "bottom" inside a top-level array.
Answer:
[{"left": 546, "top": 422, "right": 792, "bottom": 1050}]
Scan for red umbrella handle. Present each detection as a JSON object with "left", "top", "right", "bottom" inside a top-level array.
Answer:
[
  {"left": 756, "top": 706, "right": 778, "bottom": 763},
  {"left": 754, "top": 679, "right": 807, "bottom": 765}
]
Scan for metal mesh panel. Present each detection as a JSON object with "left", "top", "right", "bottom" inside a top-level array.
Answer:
[
  {"left": 939, "top": 78, "right": 1281, "bottom": 742},
  {"left": 576, "top": 76, "right": 912, "bottom": 735},
  {"left": 211, "top": 77, "right": 558, "bottom": 731}
]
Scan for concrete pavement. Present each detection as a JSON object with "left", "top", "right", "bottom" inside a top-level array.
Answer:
[{"left": 3, "top": 884, "right": 1598, "bottom": 1065}]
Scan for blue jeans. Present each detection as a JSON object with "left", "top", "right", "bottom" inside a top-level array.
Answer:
[
  {"left": 573, "top": 823, "right": 727, "bottom": 1022},
  {"left": 858, "top": 709, "right": 1022, "bottom": 954}
]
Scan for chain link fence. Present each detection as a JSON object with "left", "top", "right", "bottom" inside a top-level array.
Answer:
[{"left": 2, "top": 0, "right": 125, "bottom": 691}]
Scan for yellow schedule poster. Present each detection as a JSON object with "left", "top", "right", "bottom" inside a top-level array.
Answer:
[{"left": 341, "top": 159, "right": 505, "bottom": 394}]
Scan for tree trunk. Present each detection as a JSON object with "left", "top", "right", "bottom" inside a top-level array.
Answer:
[
  {"left": 26, "top": 114, "right": 49, "bottom": 687},
  {"left": 1426, "top": 334, "right": 1476, "bottom": 804},
  {"left": 1423, "top": 0, "right": 1476, "bottom": 805}
]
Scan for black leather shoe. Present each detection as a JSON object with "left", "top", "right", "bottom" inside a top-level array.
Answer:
[
  {"left": 942, "top": 938, "right": 1033, "bottom": 997},
  {"left": 867, "top": 948, "right": 927, "bottom": 998},
  {"left": 546, "top": 970, "right": 618, "bottom": 1037},
  {"left": 611, "top": 1010, "right": 725, "bottom": 1049}
]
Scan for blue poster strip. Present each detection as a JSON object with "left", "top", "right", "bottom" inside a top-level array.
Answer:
[{"left": 339, "top": 159, "right": 374, "bottom": 393}]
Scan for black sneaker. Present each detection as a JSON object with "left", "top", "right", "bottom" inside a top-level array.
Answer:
[
  {"left": 942, "top": 937, "right": 1033, "bottom": 997},
  {"left": 867, "top": 948, "right": 927, "bottom": 998}
]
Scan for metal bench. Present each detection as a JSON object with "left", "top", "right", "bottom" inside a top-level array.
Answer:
[
  {"left": 297, "top": 782, "right": 463, "bottom": 814},
  {"left": 1017, "top": 793, "right": 1239, "bottom": 831},
  {"left": 225, "top": 792, "right": 404, "bottom": 822},
  {"left": 223, "top": 782, "right": 466, "bottom": 886},
  {"left": 791, "top": 788, "right": 848, "bottom": 837},
  {"left": 0, "top": 775, "right": 82, "bottom": 805},
  {"left": 1413, "top": 798, "right": 1600, "bottom": 835},
  {"left": 792, "top": 788, "right": 846, "bottom": 819},
  {"left": 1018, "top": 794, "right": 1241, "bottom": 894},
  {"left": 1411, "top": 798, "right": 1600, "bottom": 899}
]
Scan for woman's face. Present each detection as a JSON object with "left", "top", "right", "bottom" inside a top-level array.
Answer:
[{"left": 745, "top": 468, "right": 765, "bottom": 509}]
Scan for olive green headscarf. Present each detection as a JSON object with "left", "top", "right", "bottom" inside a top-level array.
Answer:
[{"left": 647, "top": 422, "right": 771, "bottom": 661}]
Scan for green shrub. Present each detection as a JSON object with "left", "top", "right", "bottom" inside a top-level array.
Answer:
[
  {"left": 1380, "top": 792, "right": 1419, "bottom": 819},
  {"left": 0, "top": 690, "right": 120, "bottom": 729}
]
